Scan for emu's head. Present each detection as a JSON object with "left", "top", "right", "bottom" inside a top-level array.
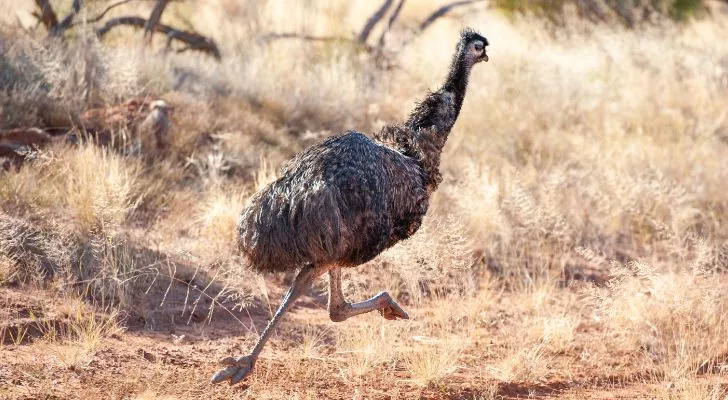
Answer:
[{"left": 459, "top": 28, "right": 489, "bottom": 65}]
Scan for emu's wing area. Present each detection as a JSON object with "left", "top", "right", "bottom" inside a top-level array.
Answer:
[{"left": 238, "top": 132, "right": 426, "bottom": 272}]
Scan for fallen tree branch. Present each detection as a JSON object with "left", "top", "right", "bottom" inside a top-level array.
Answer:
[
  {"left": 419, "top": 0, "right": 486, "bottom": 31},
  {"left": 96, "top": 16, "right": 221, "bottom": 60}
]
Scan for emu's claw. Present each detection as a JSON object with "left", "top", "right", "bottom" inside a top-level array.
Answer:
[
  {"left": 211, "top": 354, "right": 255, "bottom": 385},
  {"left": 378, "top": 296, "right": 409, "bottom": 320}
]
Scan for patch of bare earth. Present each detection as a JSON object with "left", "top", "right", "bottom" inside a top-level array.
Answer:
[{"left": 3, "top": 279, "right": 724, "bottom": 400}]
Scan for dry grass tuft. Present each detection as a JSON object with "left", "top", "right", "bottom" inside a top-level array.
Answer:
[
  {"left": 535, "top": 315, "right": 577, "bottom": 354},
  {"left": 336, "top": 321, "right": 401, "bottom": 378},
  {"left": 1, "top": 31, "right": 142, "bottom": 129},
  {"left": 60, "top": 145, "right": 142, "bottom": 235},
  {"left": 0, "top": 152, "right": 61, "bottom": 208},
  {"left": 589, "top": 262, "right": 728, "bottom": 381},
  {"left": 349, "top": 216, "right": 473, "bottom": 306},
  {"left": 2, "top": 145, "right": 145, "bottom": 236},
  {"left": 254, "top": 154, "right": 279, "bottom": 193},
  {"left": 0, "top": 212, "right": 70, "bottom": 285},
  {"left": 403, "top": 339, "right": 463, "bottom": 387},
  {"left": 488, "top": 281, "right": 581, "bottom": 382},
  {"left": 493, "top": 342, "right": 551, "bottom": 383},
  {"left": 73, "top": 235, "right": 162, "bottom": 309},
  {"left": 657, "top": 379, "right": 728, "bottom": 400},
  {"left": 194, "top": 187, "right": 248, "bottom": 263},
  {"left": 47, "top": 302, "right": 124, "bottom": 370},
  {"left": 299, "top": 324, "right": 329, "bottom": 360}
]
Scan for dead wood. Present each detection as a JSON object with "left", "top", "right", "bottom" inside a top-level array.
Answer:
[
  {"left": 30, "top": 0, "right": 220, "bottom": 59},
  {"left": 144, "top": 0, "right": 171, "bottom": 43},
  {"left": 358, "top": 0, "right": 394, "bottom": 44},
  {"left": 0, "top": 128, "right": 52, "bottom": 148},
  {"left": 53, "top": 0, "right": 83, "bottom": 36},
  {"left": 376, "top": 0, "right": 406, "bottom": 48},
  {"left": 96, "top": 16, "right": 221, "bottom": 60},
  {"left": 32, "top": 0, "right": 58, "bottom": 32},
  {"left": 419, "top": 0, "right": 486, "bottom": 32},
  {"left": 33, "top": 0, "right": 83, "bottom": 37},
  {"left": 70, "top": 0, "right": 136, "bottom": 26}
]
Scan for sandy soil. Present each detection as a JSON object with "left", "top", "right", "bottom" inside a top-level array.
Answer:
[{"left": 2, "top": 284, "right": 712, "bottom": 400}]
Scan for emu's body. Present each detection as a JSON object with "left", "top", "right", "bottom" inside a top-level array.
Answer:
[
  {"left": 212, "top": 28, "right": 489, "bottom": 386},
  {"left": 239, "top": 131, "right": 427, "bottom": 272}
]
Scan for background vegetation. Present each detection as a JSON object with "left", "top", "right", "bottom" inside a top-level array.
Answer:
[{"left": 1, "top": 0, "right": 728, "bottom": 398}]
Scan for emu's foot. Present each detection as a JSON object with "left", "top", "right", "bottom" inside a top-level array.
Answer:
[
  {"left": 210, "top": 354, "right": 256, "bottom": 385},
  {"left": 377, "top": 293, "right": 409, "bottom": 320}
]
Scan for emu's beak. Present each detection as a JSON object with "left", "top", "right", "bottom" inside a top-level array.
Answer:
[{"left": 482, "top": 51, "right": 489, "bottom": 62}]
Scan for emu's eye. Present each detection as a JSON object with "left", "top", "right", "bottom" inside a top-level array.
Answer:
[{"left": 473, "top": 41, "right": 484, "bottom": 51}]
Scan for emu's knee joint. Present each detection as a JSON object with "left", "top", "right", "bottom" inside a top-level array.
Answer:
[{"left": 329, "top": 305, "right": 350, "bottom": 322}]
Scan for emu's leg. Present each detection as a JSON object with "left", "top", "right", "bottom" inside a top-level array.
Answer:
[
  {"left": 211, "top": 264, "right": 322, "bottom": 385},
  {"left": 327, "top": 267, "right": 409, "bottom": 322}
]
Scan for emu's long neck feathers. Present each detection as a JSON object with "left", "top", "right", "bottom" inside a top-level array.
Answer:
[
  {"left": 374, "top": 41, "right": 474, "bottom": 194},
  {"left": 369, "top": 44, "right": 473, "bottom": 195},
  {"left": 440, "top": 49, "right": 471, "bottom": 118},
  {"left": 404, "top": 44, "right": 472, "bottom": 135}
]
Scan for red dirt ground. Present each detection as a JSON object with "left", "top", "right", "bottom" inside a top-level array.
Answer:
[{"left": 4, "top": 284, "right": 723, "bottom": 400}]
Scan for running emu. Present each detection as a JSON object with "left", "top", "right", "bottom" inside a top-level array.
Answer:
[{"left": 212, "top": 28, "right": 489, "bottom": 385}]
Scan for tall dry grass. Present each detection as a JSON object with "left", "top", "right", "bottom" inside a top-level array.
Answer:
[
  {"left": 61, "top": 145, "right": 142, "bottom": 234},
  {"left": 1, "top": 0, "right": 728, "bottom": 391},
  {"left": 46, "top": 300, "right": 124, "bottom": 370},
  {"left": 589, "top": 261, "right": 728, "bottom": 381}
]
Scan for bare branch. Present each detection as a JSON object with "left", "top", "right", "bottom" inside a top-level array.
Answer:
[
  {"left": 358, "top": 0, "right": 394, "bottom": 44},
  {"left": 33, "top": 0, "right": 58, "bottom": 32},
  {"left": 71, "top": 0, "right": 137, "bottom": 26},
  {"left": 53, "top": 0, "right": 83, "bottom": 36},
  {"left": 144, "top": 0, "right": 170, "bottom": 43},
  {"left": 96, "top": 16, "right": 221, "bottom": 60},
  {"left": 419, "top": 0, "right": 486, "bottom": 32},
  {"left": 377, "top": 0, "right": 406, "bottom": 48},
  {"left": 96, "top": 15, "right": 141, "bottom": 36}
]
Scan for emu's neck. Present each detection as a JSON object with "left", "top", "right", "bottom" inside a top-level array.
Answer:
[
  {"left": 383, "top": 47, "right": 472, "bottom": 194},
  {"left": 405, "top": 48, "right": 472, "bottom": 136},
  {"left": 440, "top": 53, "right": 472, "bottom": 118}
]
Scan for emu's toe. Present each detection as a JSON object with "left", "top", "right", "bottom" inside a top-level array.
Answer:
[
  {"left": 211, "top": 354, "right": 255, "bottom": 385},
  {"left": 378, "top": 297, "right": 409, "bottom": 320}
]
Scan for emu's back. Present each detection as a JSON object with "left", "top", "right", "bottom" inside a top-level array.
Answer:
[{"left": 237, "top": 132, "right": 428, "bottom": 273}]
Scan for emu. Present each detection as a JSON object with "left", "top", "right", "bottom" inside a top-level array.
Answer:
[{"left": 212, "top": 28, "right": 489, "bottom": 385}]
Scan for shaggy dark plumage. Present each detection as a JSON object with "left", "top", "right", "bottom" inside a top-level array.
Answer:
[
  {"left": 212, "top": 27, "right": 489, "bottom": 387},
  {"left": 237, "top": 28, "right": 489, "bottom": 274}
]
